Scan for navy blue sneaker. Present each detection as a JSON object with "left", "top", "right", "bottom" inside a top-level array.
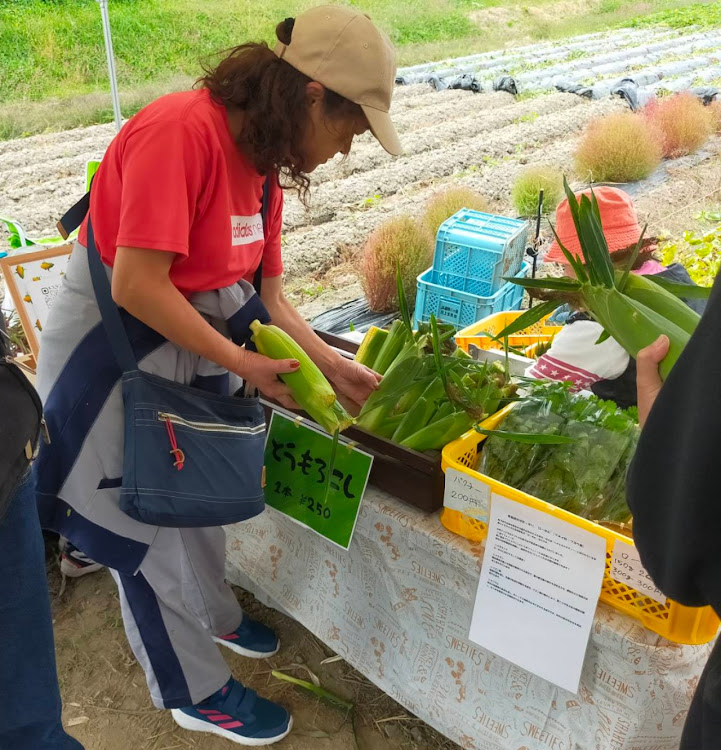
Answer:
[
  {"left": 213, "top": 616, "right": 280, "bottom": 659},
  {"left": 172, "top": 678, "right": 292, "bottom": 746}
]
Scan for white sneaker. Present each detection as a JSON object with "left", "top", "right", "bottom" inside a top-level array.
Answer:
[{"left": 59, "top": 541, "right": 104, "bottom": 578}]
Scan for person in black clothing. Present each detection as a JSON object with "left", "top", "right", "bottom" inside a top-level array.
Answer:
[{"left": 629, "top": 273, "right": 721, "bottom": 749}]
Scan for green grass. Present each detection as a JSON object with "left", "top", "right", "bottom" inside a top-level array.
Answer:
[
  {"left": 0, "top": 0, "right": 475, "bottom": 103},
  {"left": 630, "top": 2, "right": 721, "bottom": 27},
  {"left": 0, "top": 0, "right": 719, "bottom": 139}
]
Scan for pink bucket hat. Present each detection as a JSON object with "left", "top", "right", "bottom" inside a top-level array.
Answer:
[{"left": 545, "top": 186, "right": 643, "bottom": 264}]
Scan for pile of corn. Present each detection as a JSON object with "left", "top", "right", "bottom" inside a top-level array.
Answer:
[
  {"left": 354, "top": 320, "right": 517, "bottom": 452},
  {"left": 250, "top": 314, "right": 517, "bottom": 451}
]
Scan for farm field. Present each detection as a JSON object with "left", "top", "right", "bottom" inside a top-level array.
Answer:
[{"left": 2, "top": 22, "right": 720, "bottom": 320}]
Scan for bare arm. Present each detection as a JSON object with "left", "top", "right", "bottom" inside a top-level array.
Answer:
[
  {"left": 635, "top": 335, "right": 670, "bottom": 427},
  {"left": 261, "top": 275, "right": 380, "bottom": 406},
  {"left": 111, "top": 247, "right": 298, "bottom": 407}
]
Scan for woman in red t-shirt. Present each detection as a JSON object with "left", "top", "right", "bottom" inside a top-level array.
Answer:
[{"left": 36, "top": 7, "right": 400, "bottom": 746}]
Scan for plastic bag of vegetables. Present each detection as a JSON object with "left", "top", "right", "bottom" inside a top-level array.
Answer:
[
  {"left": 479, "top": 383, "right": 638, "bottom": 524},
  {"left": 480, "top": 392, "right": 566, "bottom": 489},
  {"left": 520, "top": 397, "right": 636, "bottom": 517}
]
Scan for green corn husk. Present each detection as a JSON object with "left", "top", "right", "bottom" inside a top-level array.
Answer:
[
  {"left": 392, "top": 377, "right": 446, "bottom": 443},
  {"left": 386, "top": 337, "right": 420, "bottom": 375},
  {"left": 583, "top": 285, "right": 689, "bottom": 380},
  {"left": 400, "top": 411, "right": 473, "bottom": 452},
  {"left": 502, "top": 179, "right": 696, "bottom": 380},
  {"left": 356, "top": 349, "right": 429, "bottom": 432},
  {"left": 250, "top": 320, "right": 354, "bottom": 434},
  {"left": 617, "top": 271, "right": 700, "bottom": 336},
  {"left": 373, "top": 320, "right": 409, "bottom": 375},
  {"left": 391, "top": 397, "right": 429, "bottom": 443},
  {"left": 374, "top": 413, "right": 406, "bottom": 440},
  {"left": 354, "top": 327, "right": 388, "bottom": 369},
  {"left": 433, "top": 401, "right": 455, "bottom": 421}
]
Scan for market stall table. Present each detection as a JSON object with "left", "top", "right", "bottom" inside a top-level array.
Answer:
[{"left": 225, "top": 486, "right": 714, "bottom": 750}]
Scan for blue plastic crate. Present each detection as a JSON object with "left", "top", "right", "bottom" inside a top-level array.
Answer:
[
  {"left": 414, "top": 262, "right": 529, "bottom": 329},
  {"left": 433, "top": 210, "right": 528, "bottom": 297}
]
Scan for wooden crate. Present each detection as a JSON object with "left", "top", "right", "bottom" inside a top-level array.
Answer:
[{"left": 261, "top": 330, "right": 445, "bottom": 513}]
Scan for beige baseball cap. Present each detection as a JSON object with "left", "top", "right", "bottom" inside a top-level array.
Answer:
[{"left": 274, "top": 5, "right": 402, "bottom": 156}]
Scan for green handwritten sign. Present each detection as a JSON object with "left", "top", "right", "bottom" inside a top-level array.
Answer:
[{"left": 264, "top": 411, "right": 373, "bottom": 549}]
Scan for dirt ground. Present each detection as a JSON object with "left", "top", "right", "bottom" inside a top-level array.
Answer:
[{"left": 50, "top": 555, "right": 458, "bottom": 750}]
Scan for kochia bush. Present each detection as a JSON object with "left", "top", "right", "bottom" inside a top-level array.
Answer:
[
  {"left": 642, "top": 93, "right": 714, "bottom": 158},
  {"left": 361, "top": 216, "right": 433, "bottom": 312},
  {"left": 574, "top": 112, "right": 662, "bottom": 183},
  {"left": 423, "top": 187, "right": 489, "bottom": 239},
  {"left": 511, "top": 166, "right": 564, "bottom": 217}
]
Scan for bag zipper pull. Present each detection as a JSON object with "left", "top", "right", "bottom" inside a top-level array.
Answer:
[
  {"left": 163, "top": 415, "right": 185, "bottom": 471},
  {"left": 5, "top": 354, "right": 36, "bottom": 377}
]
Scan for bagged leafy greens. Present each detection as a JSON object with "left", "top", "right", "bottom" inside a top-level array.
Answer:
[
  {"left": 480, "top": 397, "right": 566, "bottom": 489},
  {"left": 479, "top": 382, "right": 638, "bottom": 524}
]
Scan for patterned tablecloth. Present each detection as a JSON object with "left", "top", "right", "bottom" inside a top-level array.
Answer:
[{"left": 225, "top": 487, "right": 713, "bottom": 750}]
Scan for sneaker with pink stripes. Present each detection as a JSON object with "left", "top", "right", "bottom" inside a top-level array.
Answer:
[{"left": 171, "top": 678, "right": 291, "bottom": 746}]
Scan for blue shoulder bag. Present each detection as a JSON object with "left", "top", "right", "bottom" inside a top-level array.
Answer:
[{"left": 63, "top": 183, "right": 272, "bottom": 528}]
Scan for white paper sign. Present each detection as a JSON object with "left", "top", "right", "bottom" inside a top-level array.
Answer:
[
  {"left": 24, "top": 272, "right": 66, "bottom": 330},
  {"left": 443, "top": 467, "right": 490, "bottom": 522},
  {"left": 611, "top": 540, "right": 667, "bottom": 604},
  {"left": 469, "top": 495, "right": 606, "bottom": 693}
]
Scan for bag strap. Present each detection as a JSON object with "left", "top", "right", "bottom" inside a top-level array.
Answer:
[
  {"left": 57, "top": 190, "right": 91, "bottom": 240},
  {"left": 86, "top": 217, "right": 140, "bottom": 373},
  {"left": 252, "top": 176, "right": 272, "bottom": 296},
  {"left": 58, "top": 174, "right": 273, "bottom": 375}
]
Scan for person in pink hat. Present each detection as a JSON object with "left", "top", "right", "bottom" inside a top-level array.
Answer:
[{"left": 526, "top": 186, "right": 704, "bottom": 407}]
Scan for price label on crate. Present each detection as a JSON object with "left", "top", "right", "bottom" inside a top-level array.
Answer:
[
  {"left": 264, "top": 411, "right": 373, "bottom": 550},
  {"left": 443, "top": 468, "right": 491, "bottom": 522},
  {"left": 611, "top": 540, "right": 667, "bottom": 604}
]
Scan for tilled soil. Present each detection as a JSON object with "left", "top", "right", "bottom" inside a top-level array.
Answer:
[
  {"left": 3, "top": 85, "right": 719, "bottom": 318},
  {"left": 0, "top": 88, "right": 623, "bottom": 280}
]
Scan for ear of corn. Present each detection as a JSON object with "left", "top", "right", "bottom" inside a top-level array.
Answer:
[
  {"left": 616, "top": 271, "right": 700, "bottom": 335},
  {"left": 354, "top": 327, "right": 388, "bottom": 369},
  {"left": 400, "top": 411, "right": 472, "bottom": 452},
  {"left": 357, "top": 348, "right": 429, "bottom": 426},
  {"left": 583, "top": 287, "right": 689, "bottom": 380},
  {"left": 393, "top": 378, "right": 444, "bottom": 440},
  {"left": 434, "top": 401, "right": 455, "bottom": 421},
  {"left": 375, "top": 413, "right": 406, "bottom": 440},
  {"left": 373, "top": 320, "right": 411, "bottom": 374},
  {"left": 250, "top": 320, "right": 354, "bottom": 434},
  {"left": 392, "top": 396, "right": 429, "bottom": 443},
  {"left": 505, "top": 178, "right": 702, "bottom": 380}
]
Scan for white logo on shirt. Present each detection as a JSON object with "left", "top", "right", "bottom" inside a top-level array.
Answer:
[{"left": 230, "top": 214, "right": 264, "bottom": 246}]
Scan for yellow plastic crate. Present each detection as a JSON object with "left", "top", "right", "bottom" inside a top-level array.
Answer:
[
  {"left": 440, "top": 408, "right": 720, "bottom": 645},
  {"left": 455, "top": 310, "right": 562, "bottom": 357}
]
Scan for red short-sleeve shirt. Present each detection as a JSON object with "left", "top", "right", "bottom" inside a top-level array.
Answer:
[{"left": 79, "top": 89, "right": 284, "bottom": 295}]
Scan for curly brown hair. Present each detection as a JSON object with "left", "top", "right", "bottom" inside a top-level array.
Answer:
[{"left": 198, "top": 19, "right": 363, "bottom": 205}]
